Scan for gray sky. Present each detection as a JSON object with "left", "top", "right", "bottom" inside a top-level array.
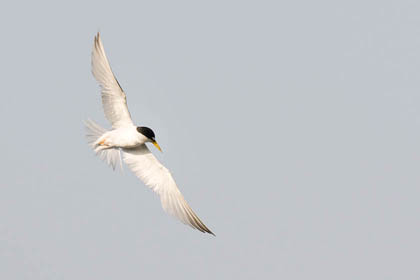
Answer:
[{"left": 1, "top": 0, "right": 420, "bottom": 279}]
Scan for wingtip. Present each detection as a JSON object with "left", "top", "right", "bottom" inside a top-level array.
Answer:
[
  {"left": 204, "top": 226, "right": 215, "bottom": 236},
  {"left": 92, "top": 32, "right": 103, "bottom": 56},
  {"left": 94, "top": 32, "right": 101, "bottom": 46}
]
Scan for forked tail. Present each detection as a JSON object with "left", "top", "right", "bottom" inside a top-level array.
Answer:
[{"left": 84, "top": 119, "right": 122, "bottom": 170}]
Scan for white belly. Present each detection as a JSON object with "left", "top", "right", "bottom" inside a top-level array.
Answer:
[{"left": 103, "top": 126, "right": 147, "bottom": 148}]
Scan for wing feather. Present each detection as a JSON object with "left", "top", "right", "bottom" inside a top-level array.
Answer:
[
  {"left": 123, "top": 145, "right": 214, "bottom": 235},
  {"left": 91, "top": 33, "right": 134, "bottom": 128}
]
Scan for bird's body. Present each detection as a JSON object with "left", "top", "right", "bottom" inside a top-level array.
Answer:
[
  {"left": 85, "top": 33, "right": 214, "bottom": 235},
  {"left": 95, "top": 125, "right": 147, "bottom": 149}
]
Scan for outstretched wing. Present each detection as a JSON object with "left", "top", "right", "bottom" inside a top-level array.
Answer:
[
  {"left": 123, "top": 145, "right": 214, "bottom": 235},
  {"left": 92, "top": 33, "right": 134, "bottom": 129}
]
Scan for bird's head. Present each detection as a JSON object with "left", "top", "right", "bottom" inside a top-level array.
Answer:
[{"left": 136, "top": 126, "right": 162, "bottom": 152}]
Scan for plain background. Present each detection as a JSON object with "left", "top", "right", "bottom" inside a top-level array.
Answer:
[{"left": 1, "top": 0, "right": 420, "bottom": 279}]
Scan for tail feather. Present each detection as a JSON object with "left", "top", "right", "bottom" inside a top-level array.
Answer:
[{"left": 84, "top": 119, "right": 122, "bottom": 170}]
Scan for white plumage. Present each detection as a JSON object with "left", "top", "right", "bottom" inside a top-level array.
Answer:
[
  {"left": 86, "top": 33, "right": 214, "bottom": 235},
  {"left": 91, "top": 33, "right": 133, "bottom": 129}
]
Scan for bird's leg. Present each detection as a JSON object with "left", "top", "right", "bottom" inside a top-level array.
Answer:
[{"left": 97, "top": 139, "right": 110, "bottom": 147}]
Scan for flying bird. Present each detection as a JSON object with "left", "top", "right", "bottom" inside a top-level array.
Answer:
[{"left": 85, "top": 33, "right": 214, "bottom": 235}]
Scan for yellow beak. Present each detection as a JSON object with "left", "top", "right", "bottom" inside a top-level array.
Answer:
[{"left": 152, "top": 141, "right": 162, "bottom": 152}]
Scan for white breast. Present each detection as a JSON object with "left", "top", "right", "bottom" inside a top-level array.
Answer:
[{"left": 106, "top": 126, "right": 148, "bottom": 148}]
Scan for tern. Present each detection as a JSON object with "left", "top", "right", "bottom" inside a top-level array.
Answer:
[{"left": 85, "top": 33, "right": 214, "bottom": 235}]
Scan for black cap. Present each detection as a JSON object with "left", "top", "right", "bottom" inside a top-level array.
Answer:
[{"left": 136, "top": 126, "right": 156, "bottom": 140}]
